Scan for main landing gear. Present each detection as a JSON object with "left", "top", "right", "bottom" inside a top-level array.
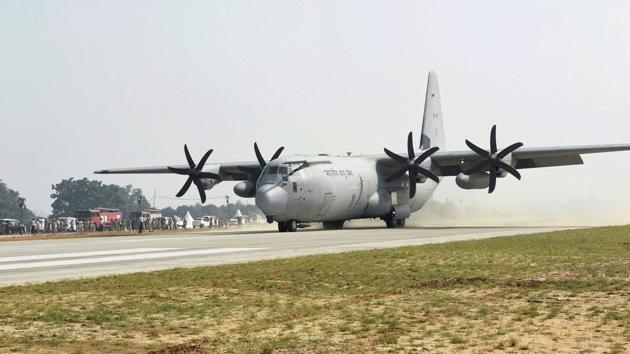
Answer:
[
  {"left": 278, "top": 220, "right": 298, "bottom": 232},
  {"left": 322, "top": 221, "right": 345, "bottom": 230}
]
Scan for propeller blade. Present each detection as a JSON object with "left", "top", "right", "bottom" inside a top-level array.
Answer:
[
  {"left": 196, "top": 149, "right": 214, "bottom": 172},
  {"left": 270, "top": 147, "right": 285, "bottom": 161},
  {"left": 409, "top": 175, "right": 417, "bottom": 198},
  {"left": 412, "top": 166, "right": 440, "bottom": 183},
  {"left": 414, "top": 146, "right": 440, "bottom": 164},
  {"left": 184, "top": 144, "right": 196, "bottom": 169},
  {"left": 168, "top": 167, "right": 192, "bottom": 176},
  {"left": 199, "top": 172, "right": 222, "bottom": 180},
  {"left": 385, "top": 168, "right": 408, "bottom": 183},
  {"left": 176, "top": 177, "right": 194, "bottom": 197},
  {"left": 498, "top": 161, "right": 521, "bottom": 180},
  {"left": 384, "top": 148, "right": 409, "bottom": 164},
  {"left": 407, "top": 132, "right": 415, "bottom": 159},
  {"left": 254, "top": 142, "right": 266, "bottom": 168},
  {"left": 488, "top": 166, "right": 497, "bottom": 194},
  {"left": 195, "top": 182, "right": 207, "bottom": 204},
  {"left": 465, "top": 140, "right": 490, "bottom": 158},
  {"left": 497, "top": 142, "right": 524, "bottom": 159},
  {"left": 490, "top": 125, "right": 498, "bottom": 154},
  {"left": 465, "top": 125, "right": 523, "bottom": 193}
]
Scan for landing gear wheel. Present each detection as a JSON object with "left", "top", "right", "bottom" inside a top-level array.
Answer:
[
  {"left": 286, "top": 220, "right": 298, "bottom": 232},
  {"left": 384, "top": 216, "right": 406, "bottom": 228},
  {"left": 277, "top": 222, "right": 288, "bottom": 232},
  {"left": 322, "top": 221, "right": 345, "bottom": 230},
  {"left": 385, "top": 217, "right": 396, "bottom": 229}
]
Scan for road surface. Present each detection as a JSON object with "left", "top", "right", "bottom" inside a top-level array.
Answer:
[{"left": 0, "top": 226, "right": 566, "bottom": 286}]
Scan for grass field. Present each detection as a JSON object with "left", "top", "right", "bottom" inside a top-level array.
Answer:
[{"left": 0, "top": 226, "right": 628, "bottom": 353}]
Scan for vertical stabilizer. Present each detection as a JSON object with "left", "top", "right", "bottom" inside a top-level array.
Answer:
[{"left": 420, "top": 71, "right": 446, "bottom": 150}]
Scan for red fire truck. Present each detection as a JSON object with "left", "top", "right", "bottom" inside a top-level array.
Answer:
[{"left": 75, "top": 208, "right": 122, "bottom": 231}]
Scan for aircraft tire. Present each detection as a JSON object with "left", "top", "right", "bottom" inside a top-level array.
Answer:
[
  {"left": 322, "top": 221, "right": 344, "bottom": 230},
  {"left": 385, "top": 218, "right": 396, "bottom": 228},
  {"left": 286, "top": 220, "right": 298, "bottom": 232},
  {"left": 384, "top": 214, "right": 406, "bottom": 228},
  {"left": 277, "top": 222, "right": 288, "bottom": 232}
]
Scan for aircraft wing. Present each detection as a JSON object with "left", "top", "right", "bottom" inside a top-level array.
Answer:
[
  {"left": 94, "top": 161, "right": 262, "bottom": 181},
  {"left": 429, "top": 144, "right": 630, "bottom": 176}
]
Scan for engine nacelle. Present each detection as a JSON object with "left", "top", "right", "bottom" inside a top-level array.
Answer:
[
  {"left": 456, "top": 172, "right": 490, "bottom": 190},
  {"left": 234, "top": 181, "right": 256, "bottom": 198}
]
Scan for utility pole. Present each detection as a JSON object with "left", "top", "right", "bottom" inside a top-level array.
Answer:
[
  {"left": 225, "top": 195, "right": 230, "bottom": 228},
  {"left": 17, "top": 197, "right": 25, "bottom": 225}
]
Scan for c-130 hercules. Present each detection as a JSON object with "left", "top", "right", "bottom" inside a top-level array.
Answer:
[{"left": 96, "top": 72, "right": 630, "bottom": 232}]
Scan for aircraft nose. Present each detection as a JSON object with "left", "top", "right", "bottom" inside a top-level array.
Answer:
[{"left": 255, "top": 184, "right": 288, "bottom": 217}]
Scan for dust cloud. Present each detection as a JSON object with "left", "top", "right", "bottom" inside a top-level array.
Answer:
[{"left": 406, "top": 199, "right": 630, "bottom": 228}]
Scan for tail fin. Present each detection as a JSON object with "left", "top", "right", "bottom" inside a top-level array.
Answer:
[{"left": 419, "top": 71, "right": 446, "bottom": 150}]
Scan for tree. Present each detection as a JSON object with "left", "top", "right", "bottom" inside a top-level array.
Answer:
[
  {"left": 0, "top": 179, "right": 35, "bottom": 220},
  {"left": 50, "top": 178, "right": 150, "bottom": 217}
]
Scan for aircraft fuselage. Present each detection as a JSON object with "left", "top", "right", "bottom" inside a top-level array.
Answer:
[{"left": 254, "top": 154, "right": 438, "bottom": 224}]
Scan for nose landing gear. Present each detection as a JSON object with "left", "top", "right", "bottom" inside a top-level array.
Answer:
[{"left": 384, "top": 215, "right": 406, "bottom": 229}]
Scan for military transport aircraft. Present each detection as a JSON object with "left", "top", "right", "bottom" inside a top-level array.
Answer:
[{"left": 95, "top": 72, "right": 630, "bottom": 232}]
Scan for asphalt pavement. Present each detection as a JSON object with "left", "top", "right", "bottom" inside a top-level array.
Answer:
[{"left": 0, "top": 226, "right": 567, "bottom": 286}]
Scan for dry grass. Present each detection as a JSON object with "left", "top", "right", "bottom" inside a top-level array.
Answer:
[{"left": 0, "top": 226, "right": 628, "bottom": 353}]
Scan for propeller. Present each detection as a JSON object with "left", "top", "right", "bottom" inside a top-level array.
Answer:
[
  {"left": 465, "top": 125, "right": 523, "bottom": 193},
  {"left": 168, "top": 144, "right": 222, "bottom": 203},
  {"left": 254, "top": 142, "right": 284, "bottom": 169},
  {"left": 384, "top": 132, "right": 440, "bottom": 199}
]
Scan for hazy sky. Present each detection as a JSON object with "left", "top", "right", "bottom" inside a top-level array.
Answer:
[{"left": 2, "top": 1, "right": 630, "bottom": 222}]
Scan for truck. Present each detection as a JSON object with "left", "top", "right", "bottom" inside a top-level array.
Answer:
[{"left": 75, "top": 208, "right": 122, "bottom": 231}]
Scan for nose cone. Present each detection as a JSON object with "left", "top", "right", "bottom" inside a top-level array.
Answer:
[{"left": 255, "top": 184, "right": 288, "bottom": 217}]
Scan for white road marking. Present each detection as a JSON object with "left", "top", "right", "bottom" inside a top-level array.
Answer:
[
  {"left": 0, "top": 248, "right": 179, "bottom": 263},
  {"left": 0, "top": 248, "right": 267, "bottom": 271}
]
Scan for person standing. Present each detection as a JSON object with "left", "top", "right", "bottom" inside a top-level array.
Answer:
[{"left": 138, "top": 215, "right": 144, "bottom": 234}]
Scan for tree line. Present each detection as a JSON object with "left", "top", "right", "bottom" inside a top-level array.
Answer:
[
  {"left": 1, "top": 177, "right": 264, "bottom": 220},
  {"left": 0, "top": 179, "right": 35, "bottom": 221}
]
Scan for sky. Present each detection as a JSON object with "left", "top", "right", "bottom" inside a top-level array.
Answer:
[{"left": 1, "top": 1, "right": 630, "bottom": 223}]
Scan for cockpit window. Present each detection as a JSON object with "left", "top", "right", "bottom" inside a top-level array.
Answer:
[{"left": 264, "top": 166, "right": 290, "bottom": 175}]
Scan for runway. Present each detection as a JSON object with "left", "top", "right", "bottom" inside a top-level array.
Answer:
[{"left": 0, "top": 226, "right": 566, "bottom": 286}]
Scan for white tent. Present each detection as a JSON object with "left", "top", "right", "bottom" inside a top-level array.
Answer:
[
  {"left": 233, "top": 209, "right": 243, "bottom": 219},
  {"left": 183, "top": 211, "right": 194, "bottom": 229}
]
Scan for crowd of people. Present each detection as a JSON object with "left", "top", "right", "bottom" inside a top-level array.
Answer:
[
  {"left": 24, "top": 217, "right": 182, "bottom": 234},
  {"left": 0, "top": 216, "right": 236, "bottom": 236}
]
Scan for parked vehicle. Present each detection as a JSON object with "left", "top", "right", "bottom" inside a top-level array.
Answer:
[
  {"left": 0, "top": 219, "right": 26, "bottom": 235},
  {"left": 75, "top": 208, "right": 122, "bottom": 231},
  {"left": 193, "top": 216, "right": 217, "bottom": 228},
  {"left": 56, "top": 217, "right": 77, "bottom": 232},
  {"left": 173, "top": 215, "right": 184, "bottom": 228}
]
